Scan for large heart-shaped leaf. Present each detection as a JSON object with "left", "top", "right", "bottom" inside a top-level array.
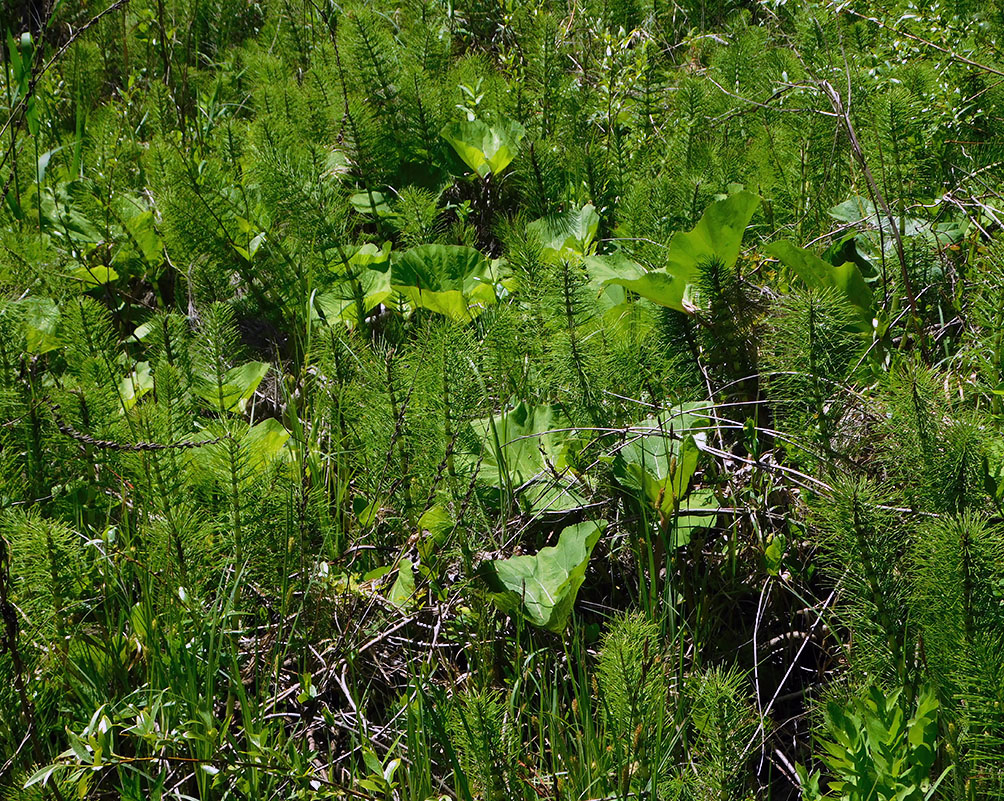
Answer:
[
  {"left": 350, "top": 191, "right": 395, "bottom": 218},
  {"left": 192, "top": 417, "right": 291, "bottom": 487},
  {"left": 347, "top": 242, "right": 392, "bottom": 268},
  {"left": 665, "top": 190, "right": 760, "bottom": 280},
  {"left": 611, "top": 404, "right": 709, "bottom": 514},
  {"left": 528, "top": 204, "right": 600, "bottom": 261},
  {"left": 603, "top": 192, "right": 760, "bottom": 313},
  {"left": 119, "top": 361, "right": 153, "bottom": 411},
  {"left": 387, "top": 559, "right": 417, "bottom": 609},
  {"left": 672, "top": 488, "right": 721, "bottom": 548},
  {"left": 391, "top": 244, "right": 498, "bottom": 322},
  {"left": 242, "top": 418, "right": 291, "bottom": 473},
  {"left": 196, "top": 361, "right": 270, "bottom": 413},
  {"left": 73, "top": 265, "right": 119, "bottom": 287},
  {"left": 441, "top": 118, "right": 526, "bottom": 178},
  {"left": 828, "top": 195, "right": 937, "bottom": 240},
  {"left": 22, "top": 297, "right": 60, "bottom": 354},
  {"left": 610, "top": 405, "right": 706, "bottom": 511},
  {"left": 479, "top": 519, "right": 607, "bottom": 633},
  {"left": 463, "top": 402, "right": 589, "bottom": 513},
  {"left": 37, "top": 180, "right": 103, "bottom": 245},
  {"left": 315, "top": 268, "right": 393, "bottom": 326},
  {"left": 615, "top": 434, "right": 701, "bottom": 513},
  {"left": 465, "top": 402, "right": 572, "bottom": 490},
  {"left": 766, "top": 240, "right": 874, "bottom": 331},
  {"left": 591, "top": 258, "right": 682, "bottom": 309},
  {"left": 124, "top": 210, "right": 164, "bottom": 265}
]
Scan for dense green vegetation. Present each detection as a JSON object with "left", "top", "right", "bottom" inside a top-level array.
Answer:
[{"left": 4, "top": 0, "right": 1004, "bottom": 798}]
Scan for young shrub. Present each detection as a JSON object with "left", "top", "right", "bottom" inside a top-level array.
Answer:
[{"left": 798, "top": 684, "right": 942, "bottom": 801}]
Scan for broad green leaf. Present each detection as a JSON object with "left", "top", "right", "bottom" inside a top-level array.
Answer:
[
  {"left": 604, "top": 191, "right": 760, "bottom": 313},
  {"left": 464, "top": 402, "right": 574, "bottom": 492},
  {"left": 766, "top": 240, "right": 874, "bottom": 330},
  {"left": 356, "top": 498, "right": 380, "bottom": 527},
  {"left": 585, "top": 253, "right": 677, "bottom": 313},
  {"left": 479, "top": 519, "right": 607, "bottom": 633},
  {"left": 463, "top": 403, "right": 591, "bottom": 514},
  {"left": 419, "top": 504, "right": 453, "bottom": 538},
  {"left": 584, "top": 252, "right": 639, "bottom": 294},
  {"left": 324, "top": 148, "right": 351, "bottom": 181},
  {"left": 119, "top": 361, "right": 153, "bottom": 411},
  {"left": 521, "top": 478, "right": 590, "bottom": 516},
  {"left": 348, "top": 242, "right": 392, "bottom": 268},
  {"left": 396, "top": 281, "right": 495, "bottom": 322},
  {"left": 615, "top": 433, "right": 701, "bottom": 513},
  {"left": 828, "top": 195, "right": 967, "bottom": 253},
  {"left": 393, "top": 244, "right": 487, "bottom": 286},
  {"left": 197, "top": 361, "right": 270, "bottom": 413},
  {"left": 528, "top": 204, "right": 600, "bottom": 260},
  {"left": 764, "top": 532, "right": 786, "bottom": 576},
  {"left": 350, "top": 191, "right": 394, "bottom": 217},
  {"left": 611, "top": 404, "right": 708, "bottom": 512},
  {"left": 417, "top": 504, "right": 453, "bottom": 558},
  {"left": 672, "top": 488, "right": 720, "bottom": 548},
  {"left": 829, "top": 195, "right": 882, "bottom": 228},
  {"left": 72, "top": 265, "right": 119, "bottom": 286},
  {"left": 441, "top": 117, "right": 526, "bottom": 178},
  {"left": 392, "top": 244, "right": 498, "bottom": 322},
  {"left": 23, "top": 297, "right": 60, "bottom": 354},
  {"left": 603, "top": 269, "right": 682, "bottom": 309},
  {"left": 666, "top": 190, "right": 760, "bottom": 277},
  {"left": 36, "top": 180, "right": 103, "bottom": 244},
  {"left": 243, "top": 418, "right": 290, "bottom": 473},
  {"left": 388, "top": 559, "right": 416, "bottom": 609},
  {"left": 315, "top": 268, "right": 393, "bottom": 326},
  {"left": 124, "top": 211, "right": 164, "bottom": 265},
  {"left": 36, "top": 146, "right": 63, "bottom": 184}
]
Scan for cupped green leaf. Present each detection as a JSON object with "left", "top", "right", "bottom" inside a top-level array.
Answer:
[
  {"left": 673, "top": 488, "right": 721, "bottom": 548},
  {"left": 611, "top": 404, "right": 709, "bottom": 513},
  {"left": 603, "top": 191, "right": 760, "bottom": 313},
  {"left": 441, "top": 117, "right": 526, "bottom": 178},
  {"left": 196, "top": 361, "right": 270, "bottom": 413},
  {"left": 479, "top": 519, "right": 607, "bottom": 633},
  {"left": 22, "top": 297, "right": 60, "bottom": 354},
  {"left": 391, "top": 244, "right": 498, "bottom": 322},
  {"left": 72, "top": 265, "right": 119, "bottom": 286},
  {"left": 348, "top": 241, "right": 393, "bottom": 268},
  {"left": 528, "top": 204, "right": 600, "bottom": 261},
  {"left": 602, "top": 269, "right": 683, "bottom": 310},
  {"left": 666, "top": 190, "right": 760, "bottom": 278},
  {"left": 119, "top": 361, "right": 154, "bottom": 412},
  {"left": 387, "top": 559, "right": 417, "bottom": 609},
  {"left": 314, "top": 268, "right": 393, "bottom": 326},
  {"left": 123, "top": 210, "right": 164, "bottom": 265},
  {"left": 242, "top": 418, "right": 291, "bottom": 473},
  {"left": 350, "top": 191, "right": 395, "bottom": 218},
  {"left": 464, "top": 402, "right": 574, "bottom": 492}
]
